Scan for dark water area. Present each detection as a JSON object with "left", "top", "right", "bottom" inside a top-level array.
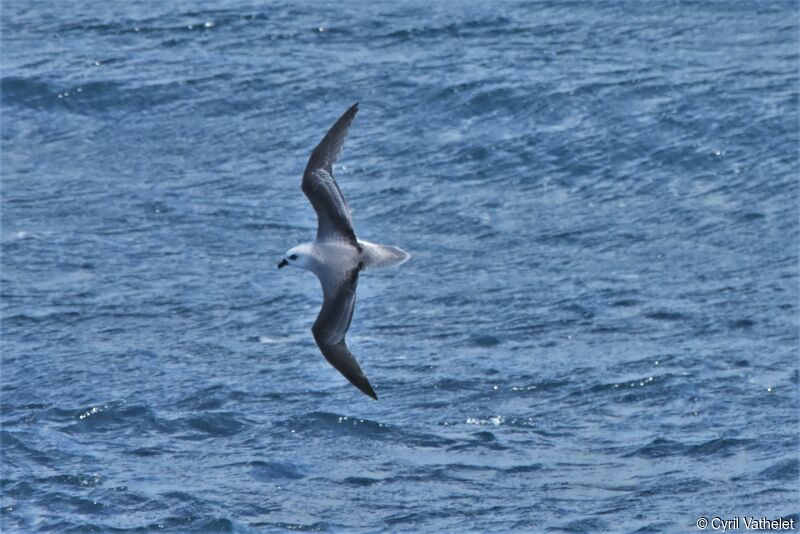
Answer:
[{"left": 1, "top": 1, "right": 798, "bottom": 532}]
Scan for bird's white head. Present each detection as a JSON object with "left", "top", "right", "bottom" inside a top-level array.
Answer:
[{"left": 278, "top": 244, "right": 313, "bottom": 270}]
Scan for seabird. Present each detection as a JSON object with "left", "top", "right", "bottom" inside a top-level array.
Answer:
[{"left": 278, "top": 103, "right": 409, "bottom": 400}]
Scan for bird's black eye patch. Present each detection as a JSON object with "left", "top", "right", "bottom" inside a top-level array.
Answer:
[{"left": 288, "top": 254, "right": 298, "bottom": 261}]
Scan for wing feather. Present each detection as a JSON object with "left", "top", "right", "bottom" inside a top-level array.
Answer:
[
  {"left": 301, "top": 103, "right": 360, "bottom": 248},
  {"left": 311, "top": 263, "right": 377, "bottom": 399}
]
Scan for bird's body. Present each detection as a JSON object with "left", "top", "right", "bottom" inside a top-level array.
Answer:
[
  {"left": 278, "top": 103, "right": 409, "bottom": 400},
  {"left": 287, "top": 239, "right": 409, "bottom": 281},
  {"left": 286, "top": 240, "right": 359, "bottom": 286}
]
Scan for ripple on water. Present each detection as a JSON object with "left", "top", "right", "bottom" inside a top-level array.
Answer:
[
  {"left": 61, "top": 402, "right": 166, "bottom": 435},
  {"left": 273, "top": 411, "right": 456, "bottom": 448},
  {"left": 622, "top": 438, "right": 688, "bottom": 459},
  {"left": 181, "top": 412, "right": 247, "bottom": 439},
  {"left": 758, "top": 459, "right": 800, "bottom": 482},
  {"left": 685, "top": 437, "right": 753, "bottom": 457},
  {"left": 248, "top": 460, "right": 306, "bottom": 481},
  {"left": 274, "top": 411, "right": 392, "bottom": 439},
  {"left": 447, "top": 430, "right": 509, "bottom": 452}
]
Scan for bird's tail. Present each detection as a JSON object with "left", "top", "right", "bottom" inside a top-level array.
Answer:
[{"left": 359, "top": 241, "right": 410, "bottom": 269}]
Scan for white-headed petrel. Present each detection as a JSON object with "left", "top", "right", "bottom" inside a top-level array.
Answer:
[{"left": 278, "top": 103, "right": 409, "bottom": 400}]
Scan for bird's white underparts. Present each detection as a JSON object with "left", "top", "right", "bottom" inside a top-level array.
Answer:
[{"left": 278, "top": 103, "right": 409, "bottom": 400}]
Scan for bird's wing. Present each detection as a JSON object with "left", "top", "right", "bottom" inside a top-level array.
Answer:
[
  {"left": 302, "top": 103, "right": 360, "bottom": 249},
  {"left": 312, "top": 262, "right": 377, "bottom": 399}
]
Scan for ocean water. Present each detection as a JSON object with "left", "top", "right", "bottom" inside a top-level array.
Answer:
[{"left": 1, "top": 1, "right": 798, "bottom": 532}]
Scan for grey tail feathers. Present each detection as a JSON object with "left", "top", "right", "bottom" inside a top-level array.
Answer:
[{"left": 359, "top": 241, "right": 410, "bottom": 269}]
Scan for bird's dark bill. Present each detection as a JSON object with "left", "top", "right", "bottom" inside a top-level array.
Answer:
[{"left": 278, "top": 259, "right": 288, "bottom": 269}]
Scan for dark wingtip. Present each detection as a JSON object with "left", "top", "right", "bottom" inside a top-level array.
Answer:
[
  {"left": 355, "top": 375, "right": 378, "bottom": 400},
  {"left": 363, "top": 384, "right": 378, "bottom": 400}
]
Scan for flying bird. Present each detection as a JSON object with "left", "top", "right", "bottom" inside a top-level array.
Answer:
[{"left": 278, "top": 103, "right": 409, "bottom": 399}]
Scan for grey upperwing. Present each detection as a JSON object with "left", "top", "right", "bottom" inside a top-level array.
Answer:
[
  {"left": 312, "top": 262, "right": 377, "bottom": 399},
  {"left": 302, "top": 103, "right": 360, "bottom": 250}
]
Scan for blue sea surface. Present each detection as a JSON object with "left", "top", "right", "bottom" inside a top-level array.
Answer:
[{"left": 1, "top": 1, "right": 798, "bottom": 532}]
